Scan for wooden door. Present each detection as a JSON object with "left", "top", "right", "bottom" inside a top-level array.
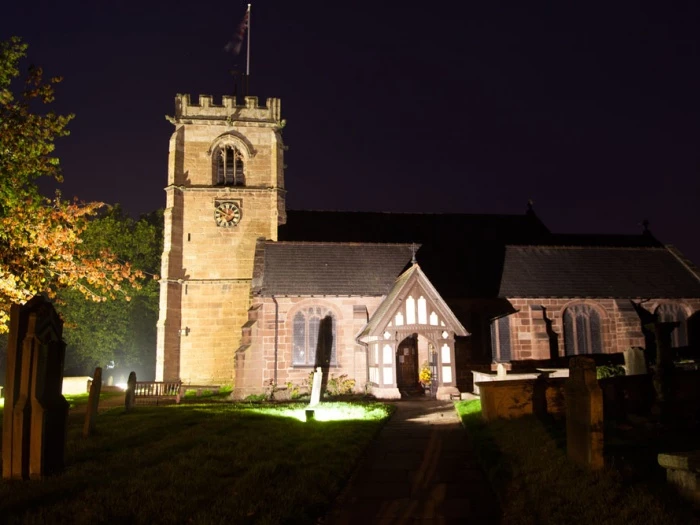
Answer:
[{"left": 396, "top": 337, "right": 418, "bottom": 388}]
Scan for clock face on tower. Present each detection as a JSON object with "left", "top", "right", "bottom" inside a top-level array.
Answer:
[{"left": 214, "top": 201, "right": 242, "bottom": 227}]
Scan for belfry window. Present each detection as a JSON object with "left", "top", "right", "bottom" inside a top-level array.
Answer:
[
  {"left": 563, "top": 304, "right": 603, "bottom": 355},
  {"left": 214, "top": 145, "right": 245, "bottom": 186},
  {"left": 292, "top": 308, "right": 337, "bottom": 366},
  {"left": 490, "top": 316, "right": 512, "bottom": 362},
  {"left": 655, "top": 303, "right": 688, "bottom": 348}
]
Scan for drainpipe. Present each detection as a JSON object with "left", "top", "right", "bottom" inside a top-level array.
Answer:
[{"left": 272, "top": 295, "right": 279, "bottom": 388}]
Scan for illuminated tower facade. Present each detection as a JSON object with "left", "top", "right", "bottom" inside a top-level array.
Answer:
[{"left": 156, "top": 94, "right": 286, "bottom": 383}]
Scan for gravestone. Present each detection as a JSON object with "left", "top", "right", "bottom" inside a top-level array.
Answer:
[
  {"left": 496, "top": 363, "right": 507, "bottom": 379},
  {"left": 2, "top": 296, "right": 69, "bottom": 480},
  {"left": 623, "top": 347, "right": 647, "bottom": 375},
  {"left": 647, "top": 321, "right": 678, "bottom": 419},
  {"left": 564, "top": 356, "right": 604, "bottom": 470},
  {"left": 125, "top": 371, "right": 137, "bottom": 411},
  {"left": 83, "top": 367, "right": 102, "bottom": 437},
  {"left": 309, "top": 367, "right": 323, "bottom": 407}
]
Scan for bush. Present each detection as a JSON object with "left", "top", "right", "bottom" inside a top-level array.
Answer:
[
  {"left": 326, "top": 374, "right": 355, "bottom": 396},
  {"left": 597, "top": 364, "right": 625, "bottom": 379}
]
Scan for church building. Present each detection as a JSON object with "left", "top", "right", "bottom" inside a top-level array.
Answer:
[{"left": 156, "top": 94, "right": 700, "bottom": 400}]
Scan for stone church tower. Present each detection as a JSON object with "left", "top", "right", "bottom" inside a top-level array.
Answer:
[{"left": 156, "top": 94, "right": 286, "bottom": 383}]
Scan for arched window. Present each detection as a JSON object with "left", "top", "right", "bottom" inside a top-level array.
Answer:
[
  {"left": 292, "top": 307, "right": 337, "bottom": 366},
  {"left": 655, "top": 304, "right": 688, "bottom": 348},
  {"left": 563, "top": 304, "right": 603, "bottom": 355},
  {"left": 490, "top": 316, "right": 512, "bottom": 362},
  {"left": 214, "top": 144, "right": 245, "bottom": 186}
]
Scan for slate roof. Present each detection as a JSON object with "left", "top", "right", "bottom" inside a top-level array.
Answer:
[
  {"left": 254, "top": 242, "right": 415, "bottom": 296},
  {"left": 272, "top": 209, "right": 690, "bottom": 300},
  {"left": 498, "top": 246, "right": 700, "bottom": 298}
]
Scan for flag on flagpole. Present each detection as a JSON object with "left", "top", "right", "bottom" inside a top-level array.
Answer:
[{"left": 224, "top": 6, "right": 250, "bottom": 55}]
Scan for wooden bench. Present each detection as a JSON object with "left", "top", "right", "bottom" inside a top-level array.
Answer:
[{"left": 134, "top": 381, "right": 183, "bottom": 405}]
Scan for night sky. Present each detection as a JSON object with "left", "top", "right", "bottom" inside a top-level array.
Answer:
[{"left": 5, "top": 2, "right": 700, "bottom": 264}]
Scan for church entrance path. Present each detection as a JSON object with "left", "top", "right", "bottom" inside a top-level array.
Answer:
[{"left": 323, "top": 399, "right": 501, "bottom": 524}]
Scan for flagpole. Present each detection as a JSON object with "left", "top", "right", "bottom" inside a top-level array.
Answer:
[{"left": 246, "top": 4, "right": 251, "bottom": 77}]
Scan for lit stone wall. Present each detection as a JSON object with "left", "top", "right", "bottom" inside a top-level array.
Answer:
[
  {"left": 504, "top": 297, "right": 700, "bottom": 361},
  {"left": 234, "top": 296, "right": 385, "bottom": 399}
]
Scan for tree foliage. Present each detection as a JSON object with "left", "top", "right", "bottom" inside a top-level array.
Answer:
[
  {"left": 56, "top": 207, "right": 162, "bottom": 376},
  {"left": 0, "top": 37, "right": 141, "bottom": 331}
]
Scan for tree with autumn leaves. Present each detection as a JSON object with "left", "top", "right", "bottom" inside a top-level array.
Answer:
[{"left": 0, "top": 36, "right": 142, "bottom": 332}]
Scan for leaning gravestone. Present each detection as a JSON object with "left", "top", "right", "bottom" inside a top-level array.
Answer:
[
  {"left": 564, "top": 356, "right": 604, "bottom": 470},
  {"left": 83, "top": 367, "right": 103, "bottom": 437},
  {"left": 125, "top": 371, "right": 137, "bottom": 411},
  {"left": 2, "top": 296, "right": 69, "bottom": 480},
  {"left": 309, "top": 367, "right": 323, "bottom": 407}
]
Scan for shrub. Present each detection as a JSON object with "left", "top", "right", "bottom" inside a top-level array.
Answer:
[
  {"left": 597, "top": 364, "right": 625, "bottom": 379},
  {"left": 326, "top": 374, "right": 355, "bottom": 396}
]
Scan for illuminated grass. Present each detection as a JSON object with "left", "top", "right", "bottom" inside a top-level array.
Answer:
[
  {"left": 0, "top": 400, "right": 392, "bottom": 524},
  {"left": 248, "top": 401, "right": 391, "bottom": 422}
]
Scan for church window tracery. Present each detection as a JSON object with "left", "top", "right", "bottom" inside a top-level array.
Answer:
[
  {"left": 214, "top": 144, "right": 245, "bottom": 186},
  {"left": 490, "top": 316, "right": 512, "bottom": 362},
  {"left": 563, "top": 304, "right": 603, "bottom": 355},
  {"left": 292, "top": 307, "right": 337, "bottom": 366}
]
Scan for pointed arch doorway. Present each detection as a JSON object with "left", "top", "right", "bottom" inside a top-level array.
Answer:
[{"left": 396, "top": 334, "right": 419, "bottom": 393}]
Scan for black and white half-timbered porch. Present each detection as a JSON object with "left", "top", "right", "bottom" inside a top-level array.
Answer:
[{"left": 357, "top": 264, "right": 468, "bottom": 400}]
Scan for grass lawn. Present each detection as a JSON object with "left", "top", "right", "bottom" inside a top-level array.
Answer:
[
  {"left": 455, "top": 400, "right": 699, "bottom": 525},
  {"left": 0, "top": 399, "right": 392, "bottom": 524}
]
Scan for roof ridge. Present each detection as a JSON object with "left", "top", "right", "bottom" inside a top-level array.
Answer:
[
  {"left": 265, "top": 241, "right": 419, "bottom": 247},
  {"left": 286, "top": 209, "right": 529, "bottom": 218},
  {"left": 507, "top": 245, "right": 667, "bottom": 251}
]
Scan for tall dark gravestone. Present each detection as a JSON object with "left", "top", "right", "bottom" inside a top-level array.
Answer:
[
  {"left": 2, "top": 296, "right": 69, "bottom": 480},
  {"left": 565, "top": 356, "right": 604, "bottom": 470},
  {"left": 83, "top": 367, "right": 103, "bottom": 437}
]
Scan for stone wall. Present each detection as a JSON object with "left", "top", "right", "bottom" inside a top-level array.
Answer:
[{"left": 234, "top": 296, "right": 384, "bottom": 399}]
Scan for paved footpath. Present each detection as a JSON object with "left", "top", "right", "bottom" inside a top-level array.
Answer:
[{"left": 324, "top": 399, "right": 502, "bottom": 525}]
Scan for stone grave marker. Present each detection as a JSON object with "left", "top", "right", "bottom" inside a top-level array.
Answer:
[
  {"left": 648, "top": 321, "right": 678, "bottom": 419},
  {"left": 83, "top": 367, "right": 102, "bottom": 437},
  {"left": 125, "top": 371, "right": 137, "bottom": 411},
  {"left": 623, "top": 347, "right": 647, "bottom": 375},
  {"left": 496, "top": 363, "right": 507, "bottom": 379},
  {"left": 2, "top": 296, "right": 69, "bottom": 480},
  {"left": 564, "top": 356, "right": 603, "bottom": 470},
  {"left": 309, "top": 367, "right": 323, "bottom": 407}
]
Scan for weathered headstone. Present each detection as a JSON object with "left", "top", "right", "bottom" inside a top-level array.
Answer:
[
  {"left": 2, "top": 296, "right": 69, "bottom": 480},
  {"left": 564, "top": 356, "right": 604, "bottom": 470},
  {"left": 83, "top": 367, "right": 102, "bottom": 437},
  {"left": 309, "top": 367, "right": 323, "bottom": 407},
  {"left": 623, "top": 346, "right": 647, "bottom": 375},
  {"left": 125, "top": 371, "right": 137, "bottom": 411},
  {"left": 496, "top": 363, "right": 507, "bottom": 379}
]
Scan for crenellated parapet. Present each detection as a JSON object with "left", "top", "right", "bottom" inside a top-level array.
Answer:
[{"left": 172, "top": 94, "right": 282, "bottom": 126}]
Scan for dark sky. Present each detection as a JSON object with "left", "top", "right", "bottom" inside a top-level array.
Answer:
[{"left": 5, "top": 1, "right": 700, "bottom": 264}]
